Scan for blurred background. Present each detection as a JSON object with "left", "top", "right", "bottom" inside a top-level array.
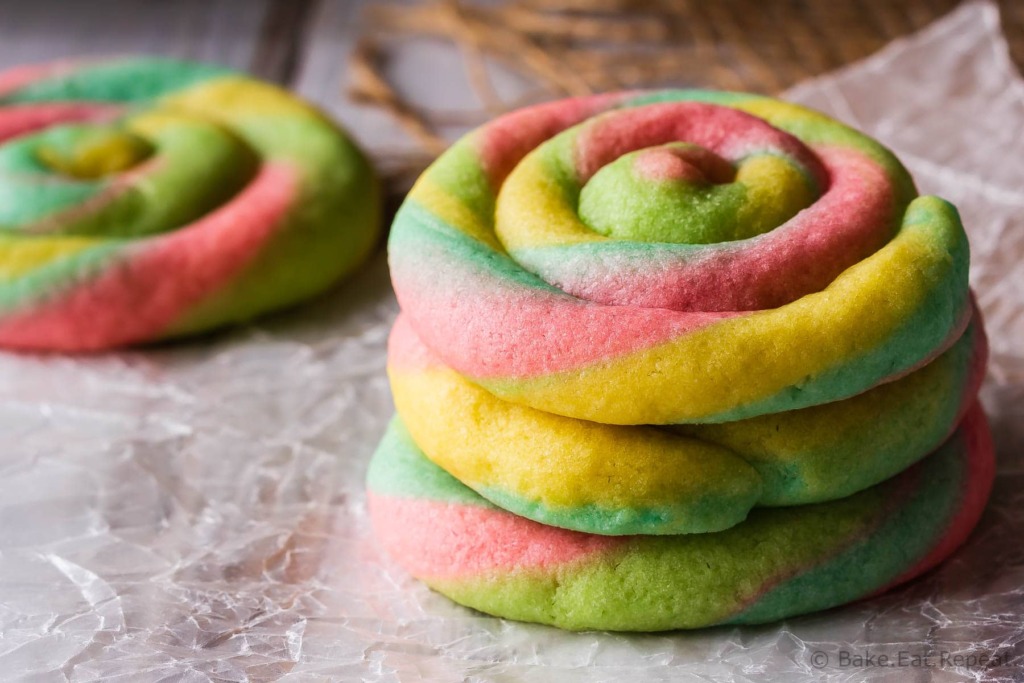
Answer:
[{"left": 3, "top": 0, "right": 1022, "bottom": 198}]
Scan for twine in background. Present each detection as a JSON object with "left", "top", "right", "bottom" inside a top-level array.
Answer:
[{"left": 346, "top": 0, "right": 1024, "bottom": 187}]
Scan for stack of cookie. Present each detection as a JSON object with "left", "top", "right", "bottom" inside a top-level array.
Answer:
[{"left": 368, "top": 91, "right": 993, "bottom": 631}]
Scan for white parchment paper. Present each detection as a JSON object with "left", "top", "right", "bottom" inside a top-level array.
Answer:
[{"left": 1, "top": 2, "right": 1022, "bottom": 681}]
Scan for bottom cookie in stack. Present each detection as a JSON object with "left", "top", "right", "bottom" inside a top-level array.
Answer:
[{"left": 367, "top": 404, "right": 993, "bottom": 631}]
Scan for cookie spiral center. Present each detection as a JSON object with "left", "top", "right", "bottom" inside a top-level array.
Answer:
[
  {"left": 578, "top": 143, "right": 741, "bottom": 245},
  {"left": 0, "top": 114, "right": 259, "bottom": 237},
  {"left": 494, "top": 102, "right": 829, "bottom": 302},
  {"left": 37, "top": 126, "right": 154, "bottom": 179},
  {"left": 578, "top": 140, "right": 819, "bottom": 246}
]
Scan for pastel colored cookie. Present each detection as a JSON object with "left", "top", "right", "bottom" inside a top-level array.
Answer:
[
  {"left": 0, "top": 58, "right": 380, "bottom": 350},
  {"left": 368, "top": 403, "right": 994, "bottom": 631},
  {"left": 388, "top": 311, "right": 987, "bottom": 535},
  {"left": 375, "top": 89, "right": 991, "bottom": 629},
  {"left": 389, "top": 91, "right": 970, "bottom": 425}
]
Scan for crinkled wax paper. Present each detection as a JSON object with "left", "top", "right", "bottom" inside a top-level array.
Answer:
[{"left": 2, "top": 2, "right": 1023, "bottom": 681}]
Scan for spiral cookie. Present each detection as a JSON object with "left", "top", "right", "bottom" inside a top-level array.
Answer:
[
  {"left": 389, "top": 91, "right": 970, "bottom": 424},
  {"left": 368, "top": 404, "right": 993, "bottom": 631},
  {"left": 0, "top": 58, "right": 380, "bottom": 350},
  {"left": 372, "top": 90, "right": 992, "bottom": 630},
  {"left": 388, "top": 313, "right": 987, "bottom": 535}
]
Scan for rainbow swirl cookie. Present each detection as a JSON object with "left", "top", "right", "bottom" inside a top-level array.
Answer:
[
  {"left": 388, "top": 313, "right": 987, "bottom": 536},
  {"left": 371, "top": 90, "right": 993, "bottom": 630},
  {"left": 369, "top": 404, "right": 993, "bottom": 631},
  {"left": 0, "top": 58, "right": 380, "bottom": 350}
]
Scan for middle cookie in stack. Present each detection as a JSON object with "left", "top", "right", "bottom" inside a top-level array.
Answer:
[{"left": 368, "top": 90, "right": 994, "bottom": 631}]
